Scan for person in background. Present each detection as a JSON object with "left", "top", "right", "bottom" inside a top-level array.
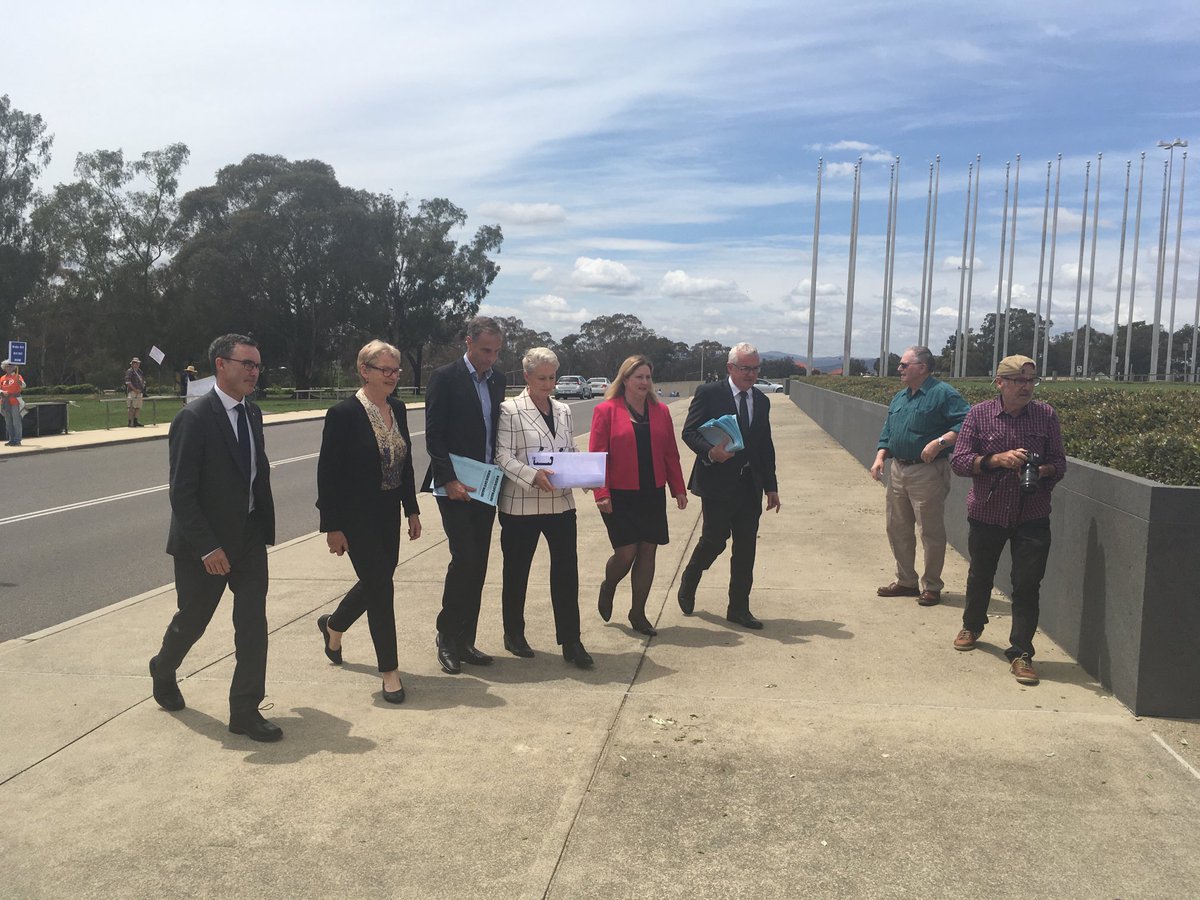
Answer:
[
  {"left": 316, "top": 340, "right": 421, "bottom": 703},
  {"left": 494, "top": 347, "right": 592, "bottom": 668},
  {"left": 870, "top": 346, "right": 969, "bottom": 607},
  {"left": 180, "top": 364, "right": 198, "bottom": 397},
  {"left": 678, "top": 342, "right": 780, "bottom": 630},
  {"left": 422, "top": 316, "right": 506, "bottom": 674},
  {"left": 590, "top": 355, "right": 687, "bottom": 638},
  {"left": 949, "top": 355, "right": 1067, "bottom": 687},
  {"left": 1, "top": 359, "right": 25, "bottom": 447},
  {"left": 125, "top": 357, "right": 146, "bottom": 427}
]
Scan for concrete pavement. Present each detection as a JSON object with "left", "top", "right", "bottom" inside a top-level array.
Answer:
[{"left": 2, "top": 396, "right": 1198, "bottom": 898}]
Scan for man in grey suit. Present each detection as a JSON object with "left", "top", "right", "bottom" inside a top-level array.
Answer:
[{"left": 149, "top": 333, "right": 281, "bottom": 742}]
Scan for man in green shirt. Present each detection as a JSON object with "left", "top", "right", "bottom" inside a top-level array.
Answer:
[{"left": 870, "top": 346, "right": 969, "bottom": 606}]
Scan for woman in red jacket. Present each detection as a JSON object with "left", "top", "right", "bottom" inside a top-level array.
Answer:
[{"left": 589, "top": 355, "right": 687, "bottom": 636}]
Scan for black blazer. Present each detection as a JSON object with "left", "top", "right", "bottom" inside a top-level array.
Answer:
[
  {"left": 420, "top": 357, "right": 506, "bottom": 491},
  {"left": 165, "top": 389, "right": 276, "bottom": 558},
  {"left": 681, "top": 381, "right": 778, "bottom": 499},
  {"left": 316, "top": 395, "right": 420, "bottom": 533}
]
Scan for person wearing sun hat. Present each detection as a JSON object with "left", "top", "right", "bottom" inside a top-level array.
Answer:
[
  {"left": 949, "top": 354, "right": 1067, "bottom": 686},
  {"left": 125, "top": 357, "right": 146, "bottom": 427}
]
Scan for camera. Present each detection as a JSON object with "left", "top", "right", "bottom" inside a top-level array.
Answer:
[{"left": 1019, "top": 451, "right": 1044, "bottom": 494}]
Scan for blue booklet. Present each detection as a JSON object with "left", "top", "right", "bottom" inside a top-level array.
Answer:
[
  {"left": 433, "top": 453, "right": 505, "bottom": 506},
  {"left": 699, "top": 414, "right": 744, "bottom": 453}
]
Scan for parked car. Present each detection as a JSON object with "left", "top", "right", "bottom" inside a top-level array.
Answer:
[
  {"left": 755, "top": 378, "right": 784, "bottom": 393},
  {"left": 555, "top": 375, "right": 593, "bottom": 400},
  {"left": 587, "top": 377, "right": 611, "bottom": 395}
]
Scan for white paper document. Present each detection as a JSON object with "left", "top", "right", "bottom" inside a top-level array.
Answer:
[
  {"left": 528, "top": 451, "right": 608, "bottom": 489},
  {"left": 433, "top": 453, "right": 505, "bottom": 506}
]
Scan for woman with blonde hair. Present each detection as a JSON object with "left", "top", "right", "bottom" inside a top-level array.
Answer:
[
  {"left": 315, "top": 340, "right": 421, "bottom": 703},
  {"left": 588, "top": 355, "right": 687, "bottom": 636},
  {"left": 493, "top": 347, "right": 592, "bottom": 668}
]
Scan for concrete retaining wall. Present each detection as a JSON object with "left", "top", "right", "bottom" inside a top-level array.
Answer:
[{"left": 789, "top": 380, "right": 1200, "bottom": 717}]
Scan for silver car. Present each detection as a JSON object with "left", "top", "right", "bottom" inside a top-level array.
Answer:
[
  {"left": 755, "top": 378, "right": 784, "bottom": 393},
  {"left": 555, "top": 375, "right": 593, "bottom": 400},
  {"left": 587, "top": 377, "right": 610, "bottom": 395}
]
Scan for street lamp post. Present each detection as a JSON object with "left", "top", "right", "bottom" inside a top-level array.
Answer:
[{"left": 1151, "top": 138, "right": 1187, "bottom": 379}]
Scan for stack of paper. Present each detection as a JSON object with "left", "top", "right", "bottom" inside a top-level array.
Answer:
[
  {"left": 529, "top": 451, "right": 607, "bottom": 488},
  {"left": 699, "top": 414, "right": 744, "bottom": 452}
]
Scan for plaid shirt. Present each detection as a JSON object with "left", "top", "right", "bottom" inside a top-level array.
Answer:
[{"left": 950, "top": 397, "right": 1067, "bottom": 527}]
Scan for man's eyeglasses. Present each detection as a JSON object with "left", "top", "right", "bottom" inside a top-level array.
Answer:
[
  {"left": 897, "top": 362, "right": 922, "bottom": 370},
  {"left": 731, "top": 364, "right": 762, "bottom": 374},
  {"left": 1001, "top": 376, "right": 1041, "bottom": 386},
  {"left": 219, "top": 356, "right": 263, "bottom": 373},
  {"left": 366, "top": 364, "right": 402, "bottom": 378}
]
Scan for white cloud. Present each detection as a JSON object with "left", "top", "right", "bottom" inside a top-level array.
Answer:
[
  {"left": 478, "top": 303, "right": 523, "bottom": 319},
  {"left": 476, "top": 201, "right": 566, "bottom": 225},
  {"left": 703, "top": 306, "right": 722, "bottom": 318},
  {"left": 660, "top": 270, "right": 746, "bottom": 302},
  {"left": 933, "top": 306, "right": 960, "bottom": 317},
  {"left": 824, "top": 162, "right": 858, "bottom": 178},
  {"left": 530, "top": 266, "right": 553, "bottom": 282},
  {"left": 526, "top": 294, "right": 589, "bottom": 324},
  {"left": 569, "top": 257, "right": 642, "bottom": 293},
  {"left": 792, "top": 278, "right": 842, "bottom": 297},
  {"left": 941, "top": 255, "right": 984, "bottom": 272}
]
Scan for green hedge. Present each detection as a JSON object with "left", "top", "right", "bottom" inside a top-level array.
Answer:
[
  {"left": 23, "top": 383, "right": 98, "bottom": 396},
  {"left": 802, "top": 376, "right": 1200, "bottom": 487}
]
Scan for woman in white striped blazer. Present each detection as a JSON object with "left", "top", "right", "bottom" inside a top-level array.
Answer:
[{"left": 494, "top": 347, "right": 593, "bottom": 668}]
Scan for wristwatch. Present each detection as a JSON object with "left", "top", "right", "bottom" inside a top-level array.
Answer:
[{"left": 936, "top": 437, "right": 947, "bottom": 448}]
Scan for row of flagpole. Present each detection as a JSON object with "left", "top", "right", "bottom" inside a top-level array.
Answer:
[{"left": 804, "top": 143, "right": 1197, "bottom": 380}]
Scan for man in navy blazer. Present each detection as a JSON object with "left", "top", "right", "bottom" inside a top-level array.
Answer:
[
  {"left": 149, "top": 334, "right": 281, "bottom": 742},
  {"left": 678, "top": 342, "right": 781, "bottom": 628},
  {"left": 422, "top": 316, "right": 506, "bottom": 673}
]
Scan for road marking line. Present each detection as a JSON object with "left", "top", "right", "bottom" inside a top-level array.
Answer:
[{"left": 1151, "top": 732, "right": 1200, "bottom": 781}]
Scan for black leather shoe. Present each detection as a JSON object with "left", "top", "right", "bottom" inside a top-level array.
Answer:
[
  {"left": 677, "top": 568, "right": 700, "bottom": 616},
  {"left": 228, "top": 711, "right": 283, "bottom": 742},
  {"left": 726, "top": 610, "right": 764, "bottom": 630},
  {"left": 597, "top": 581, "right": 615, "bottom": 622},
  {"left": 562, "top": 641, "right": 594, "bottom": 669},
  {"left": 459, "top": 644, "right": 493, "bottom": 666},
  {"left": 435, "top": 633, "right": 461, "bottom": 674},
  {"left": 628, "top": 613, "right": 658, "bottom": 637},
  {"left": 317, "top": 614, "right": 342, "bottom": 665},
  {"left": 149, "top": 656, "right": 185, "bottom": 711},
  {"left": 504, "top": 633, "right": 535, "bottom": 658},
  {"left": 382, "top": 681, "right": 406, "bottom": 704}
]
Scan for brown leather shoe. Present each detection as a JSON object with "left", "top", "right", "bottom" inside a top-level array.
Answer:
[
  {"left": 1010, "top": 655, "right": 1039, "bottom": 685},
  {"left": 917, "top": 589, "right": 941, "bottom": 606},
  {"left": 876, "top": 582, "right": 920, "bottom": 597},
  {"left": 953, "top": 628, "right": 980, "bottom": 651}
]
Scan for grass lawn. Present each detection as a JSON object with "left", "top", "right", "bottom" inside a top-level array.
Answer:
[{"left": 37, "top": 396, "right": 341, "bottom": 432}]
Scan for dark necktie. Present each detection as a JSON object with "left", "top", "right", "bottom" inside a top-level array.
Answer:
[
  {"left": 737, "top": 390, "right": 750, "bottom": 443},
  {"left": 235, "top": 403, "right": 251, "bottom": 478}
]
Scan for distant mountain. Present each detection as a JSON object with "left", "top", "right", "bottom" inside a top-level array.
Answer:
[{"left": 760, "top": 351, "right": 844, "bottom": 372}]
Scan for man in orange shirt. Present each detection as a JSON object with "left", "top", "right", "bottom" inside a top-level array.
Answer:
[{"left": 1, "top": 359, "right": 26, "bottom": 447}]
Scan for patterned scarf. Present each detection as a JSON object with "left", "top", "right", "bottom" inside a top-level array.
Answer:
[{"left": 356, "top": 389, "right": 408, "bottom": 490}]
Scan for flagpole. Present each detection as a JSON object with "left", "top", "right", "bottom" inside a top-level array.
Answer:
[
  {"left": 961, "top": 155, "right": 982, "bottom": 376},
  {"left": 1190, "top": 258, "right": 1200, "bottom": 382},
  {"left": 1032, "top": 161, "right": 1052, "bottom": 364},
  {"left": 842, "top": 158, "right": 862, "bottom": 376},
  {"left": 880, "top": 160, "right": 896, "bottom": 374},
  {"left": 1165, "top": 151, "right": 1187, "bottom": 380},
  {"left": 1082, "top": 153, "right": 1102, "bottom": 377},
  {"left": 992, "top": 161, "right": 1011, "bottom": 375},
  {"left": 917, "top": 161, "right": 934, "bottom": 348},
  {"left": 1042, "top": 154, "right": 1063, "bottom": 376},
  {"left": 1109, "top": 159, "right": 1132, "bottom": 378},
  {"left": 1150, "top": 156, "right": 1172, "bottom": 379},
  {"left": 1070, "top": 160, "right": 1091, "bottom": 378},
  {"left": 806, "top": 158, "right": 823, "bottom": 376},
  {"left": 1124, "top": 153, "right": 1146, "bottom": 378},
  {"left": 955, "top": 161, "right": 973, "bottom": 377},
  {"left": 1003, "top": 154, "right": 1021, "bottom": 358}
]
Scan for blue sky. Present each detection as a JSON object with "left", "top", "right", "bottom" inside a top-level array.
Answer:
[{"left": 5, "top": 1, "right": 1199, "bottom": 357}]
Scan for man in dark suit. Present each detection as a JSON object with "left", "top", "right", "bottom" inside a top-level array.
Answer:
[
  {"left": 422, "top": 316, "right": 506, "bottom": 674},
  {"left": 149, "top": 333, "right": 281, "bottom": 742},
  {"left": 678, "top": 342, "right": 781, "bottom": 629}
]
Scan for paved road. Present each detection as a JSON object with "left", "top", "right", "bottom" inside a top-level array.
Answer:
[{"left": 0, "top": 398, "right": 607, "bottom": 641}]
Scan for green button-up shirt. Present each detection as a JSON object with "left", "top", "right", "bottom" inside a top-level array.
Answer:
[{"left": 877, "top": 377, "right": 970, "bottom": 461}]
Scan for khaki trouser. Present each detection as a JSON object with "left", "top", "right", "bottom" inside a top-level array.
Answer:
[{"left": 885, "top": 457, "right": 951, "bottom": 592}]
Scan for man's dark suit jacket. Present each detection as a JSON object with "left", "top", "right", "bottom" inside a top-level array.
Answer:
[
  {"left": 681, "top": 381, "right": 778, "bottom": 500},
  {"left": 166, "top": 389, "right": 276, "bottom": 559},
  {"left": 420, "top": 357, "right": 506, "bottom": 491},
  {"left": 317, "top": 395, "right": 420, "bottom": 534}
]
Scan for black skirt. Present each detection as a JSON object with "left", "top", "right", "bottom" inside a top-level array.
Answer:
[{"left": 601, "top": 486, "right": 669, "bottom": 547}]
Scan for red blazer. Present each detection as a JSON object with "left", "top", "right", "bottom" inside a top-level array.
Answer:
[{"left": 589, "top": 397, "right": 686, "bottom": 502}]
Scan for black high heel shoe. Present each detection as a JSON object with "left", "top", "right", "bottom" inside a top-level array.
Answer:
[
  {"left": 598, "top": 581, "right": 615, "bottom": 622},
  {"left": 382, "top": 678, "right": 406, "bottom": 704},
  {"left": 317, "top": 614, "right": 342, "bottom": 665},
  {"left": 628, "top": 612, "right": 657, "bottom": 637}
]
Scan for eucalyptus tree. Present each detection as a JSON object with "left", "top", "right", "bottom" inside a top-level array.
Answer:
[{"left": 0, "top": 95, "right": 53, "bottom": 335}]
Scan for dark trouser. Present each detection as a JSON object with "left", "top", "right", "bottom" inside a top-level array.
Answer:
[
  {"left": 963, "top": 517, "right": 1052, "bottom": 660},
  {"left": 158, "top": 518, "right": 269, "bottom": 715},
  {"left": 329, "top": 489, "right": 402, "bottom": 672},
  {"left": 683, "top": 472, "right": 763, "bottom": 614},
  {"left": 499, "top": 509, "right": 580, "bottom": 645},
  {"left": 435, "top": 496, "right": 496, "bottom": 647}
]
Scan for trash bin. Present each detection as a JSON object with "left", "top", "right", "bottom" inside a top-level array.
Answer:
[{"left": 1, "top": 401, "right": 69, "bottom": 439}]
